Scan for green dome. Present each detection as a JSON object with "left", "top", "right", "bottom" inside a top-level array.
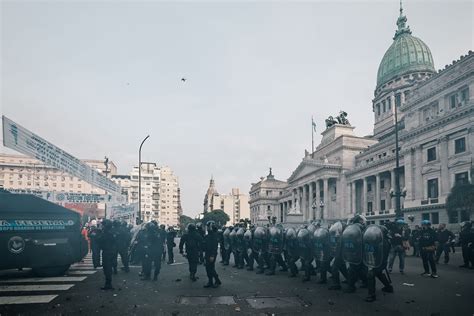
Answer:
[{"left": 376, "top": 8, "right": 435, "bottom": 88}]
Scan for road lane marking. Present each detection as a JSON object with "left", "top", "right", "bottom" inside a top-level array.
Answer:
[
  {"left": 0, "top": 295, "right": 58, "bottom": 305},
  {"left": 0, "top": 277, "right": 86, "bottom": 283},
  {"left": 67, "top": 270, "right": 97, "bottom": 275},
  {"left": 0, "top": 284, "right": 74, "bottom": 292},
  {"left": 68, "top": 266, "right": 95, "bottom": 270}
]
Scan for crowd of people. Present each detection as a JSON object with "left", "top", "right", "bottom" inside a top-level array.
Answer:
[{"left": 80, "top": 216, "right": 474, "bottom": 302}]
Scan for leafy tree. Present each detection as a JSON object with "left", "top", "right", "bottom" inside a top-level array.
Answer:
[
  {"left": 446, "top": 183, "right": 474, "bottom": 214},
  {"left": 202, "top": 209, "right": 230, "bottom": 227},
  {"left": 179, "top": 215, "right": 195, "bottom": 232}
]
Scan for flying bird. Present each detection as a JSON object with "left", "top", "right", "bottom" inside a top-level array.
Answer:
[{"left": 181, "top": 78, "right": 187, "bottom": 82}]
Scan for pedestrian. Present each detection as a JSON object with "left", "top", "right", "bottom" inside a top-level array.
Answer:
[
  {"left": 435, "top": 223, "right": 455, "bottom": 264},
  {"left": 203, "top": 221, "right": 222, "bottom": 288},
  {"left": 419, "top": 220, "right": 438, "bottom": 278},
  {"left": 388, "top": 219, "right": 408, "bottom": 274},
  {"left": 98, "top": 219, "right": 118, "bottom": 290},
  {"left": 196, "top": 222, "right": 206, "bottom": 265},
  {"left": 166, "top": 226, "right": 177, "bottom": 264},
  {"left": 179, "top": 223, "right": 203, "bottom": 281},
  {"left": 160, "top": 224, "right": 167, "bottom": 262}
]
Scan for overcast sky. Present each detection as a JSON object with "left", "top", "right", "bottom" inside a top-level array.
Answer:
[{"left": 1, "top": 0, "right": 472, "bottom": 217}]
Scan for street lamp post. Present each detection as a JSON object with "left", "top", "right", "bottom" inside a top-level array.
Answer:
[
  {"left": 104, "top": 157, "right": 109, "bottom": 219},
  {"left": 138, "top": 135, "right": 150, "bottom": 224},
  {"left": 391, "top": 99, "right": 406, "bottom": 219}
]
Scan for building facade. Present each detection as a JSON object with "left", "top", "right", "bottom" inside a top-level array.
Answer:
[
  {"left": 249, "top": 6, "right": 473, "bottom": 230},
  {"left": 112, "top": 164, "right": 181, "bottom": 226},
  {"left": 0, "top": 153, "right": 117, "bottom": 217},
  {"left": 203, "top": 178, "right": 250, "bottom": 225}
]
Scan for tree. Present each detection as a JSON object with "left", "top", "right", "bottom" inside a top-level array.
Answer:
[
  {"left": 201, "top": 209, "right": 230, "bottom": 227},
  {"left": 446, "top": 183, "right": 474, "bottom": 217},
  {"left": 179, "top": 215, "right": 195, "bottom": 232}
]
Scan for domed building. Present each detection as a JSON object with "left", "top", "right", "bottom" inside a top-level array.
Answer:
[
  {"left": 249, "top": 4, "right": 473, "bottom": 231},
  {"left": 373, "top": 4, "right": 436, "bottom": 139}
]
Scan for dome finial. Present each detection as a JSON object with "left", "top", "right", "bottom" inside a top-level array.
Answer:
[{"left": 394, "top": 0, "right": 411, "bottom": 39}]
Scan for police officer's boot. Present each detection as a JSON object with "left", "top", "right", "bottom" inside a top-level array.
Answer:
[
  {"left": 190, "top": 273, "right": 197, "bottom": 282},
  {"left": 153, "top": 273, "right": 159, "bottom": 281},
  {"left": 203, "top": 278, "right": 214, "bottom": 288},
  {"left": 213, "top": 277, "right": 221, "bottom": 288}
]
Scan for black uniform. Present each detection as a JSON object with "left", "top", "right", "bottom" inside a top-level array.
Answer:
[
  {"left": 88, "top": 226, "right": 101, "bottom": 268},
  {"left": 203, "top": 229, "right": 221, "bottom": 287},
  {"left": 459, "top": 222, "right": 474, "bottom": 268},
  {"left": 419, "top": 226, "right": 437, "bottom": 275},
  {"left": 98, "top": 220, "right": 118, "bottom": 290},
  {"left": 435, "top": 228, "right": 455, "bottom": 264},
  {"left": 179, "top": 226, "right": 204, "bottom": 281},
  {"left": 166, "top": 229, "right": 177, "bottom": 264},
  {"left": 142, "top": 224, "right": 164, "bottom": 281}
]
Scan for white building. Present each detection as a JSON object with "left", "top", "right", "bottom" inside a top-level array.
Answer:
[
  {"left": 112, "top": 163, "right": 181, "bottom": 226},
  {"left": 249, "top": 6, "right": 473, "bottom": 231},
  {"left": 0, "top": 153, "right": 117, "bottom": 217},
  {"left": 203, "top": 178, "right": 251, "bottom": 225}
]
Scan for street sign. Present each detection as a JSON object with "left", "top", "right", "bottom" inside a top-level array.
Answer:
[{"left": 2, "top": 116, "right": 121, "bottom": 194}]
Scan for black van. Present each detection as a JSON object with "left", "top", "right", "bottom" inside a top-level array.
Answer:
[{"left": 0, "top": 192, "right": 88, "bottom": 276}]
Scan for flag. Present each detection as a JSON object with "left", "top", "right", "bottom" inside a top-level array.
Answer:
[{"left": 312, "top": 118, "right": 317, "bottom": 133}]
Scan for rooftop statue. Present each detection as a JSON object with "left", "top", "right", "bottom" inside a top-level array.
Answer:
[{"left": 325, "top": 111, "right": 350, "bottom": 128}]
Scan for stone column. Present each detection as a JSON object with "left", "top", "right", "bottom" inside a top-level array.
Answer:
[
  {"left": 298, "top": 187, "right": 303, "bottom": 214},
  {"left": 351, "top": 181, "right": 357, "bottom": 213},
  {"left": 404, "top": 148, "right": 414, "bottom": 201},
  {"left": 414, "top": 146, "right": 423, "bottom": 200},
  {"left": 315, "top": 180, "right": 320, "bottom": 220},
  {"left": 323, "top": 178, "right": 329, "bottom": 219},
  {"left": 375, "top": 174, "right": 381, "bottom": 214},
  {"left": 292, "top": 189, "right": 296, "bottom": 212},
  {"left": 362, "top": 177, "right": 368, "bottom": 214}
]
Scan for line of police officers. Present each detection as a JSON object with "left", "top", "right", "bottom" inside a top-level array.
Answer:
[{"left": 216, "top": 215, "right": 474, "bottom": 302}]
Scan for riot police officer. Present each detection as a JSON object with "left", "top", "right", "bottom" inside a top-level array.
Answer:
[
  {"left": 419, "top": 220, "right": 438, "bottom": 278},
  {"left": 297, "top": 226, "right": 313, "bottom": 282},
  {"left": 266, "top": 217, "right": 287, "bottom": 275},
  {"left": 313, "top": 223, "right": 331, "bottom": 284},
  {"left": 166, "top": 227, "right": 177, "bottom": 264},
  {"left": 179, "top": 223, "right": 204, "bottom": 281},
  {"left": 235, "top": 224, "right": 246, "bottom": 269},
  {"left": 98, "top": 219, "right": 118, "bottom": 290},
  {"left": 285, "top": 227, "right": 299, "bottom": 278},
  {"left": 196, "top": 222, "right": 206, "bottom": 264},
  {"left": 342, "top": 214, "right": 368, "bottom": 293},
  {"left": 253, "top": 226, "right": 267, "bottom": 274},
  {"left": 88, "top": 224, "right": 101, "bottom": 269},
  {"left": 203, "top": 221, "right": 222, "bottom": 288},
  {"left": 459, "top": 221, "right": 474, "bottom": 269},
  {"left": 222, "top": 226, "right": 232, "bottom": 265},
  {"left": 328, "top": 221, "right": 348, "bottom": 290},
  {"left": 141, "top": 222, "right": 164, "bottom": 281},
  {"left": 363, "top": 224, "right": 393, "bottom": 302}
]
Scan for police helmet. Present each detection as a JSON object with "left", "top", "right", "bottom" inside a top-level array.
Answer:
[
  {"left": 187, "top": 223, "right": 196, "bottom": 231},
  {"left": 460, "top": 221, "right": 472, "bottom": 230},
  {"left": 206, "top": 221, "right": 217, "bottom": 231},
  {"left": 350, "top": 214, "right": 367, "bottom": 225},
  {"left": 396, "top": 218, "right": 406, "bottom": 225},
  {"left": 102, "top": 219, "right": 113, "bottom": 229},
  {"left": 421, "top": 219, "right": 431, "bottom": 226}
]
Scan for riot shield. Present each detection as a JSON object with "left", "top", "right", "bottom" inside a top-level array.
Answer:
[
  {"left": 329, "top": 221, "right": 344, "bottom": 257},
  {"left": 268, "top": 226, "right": 283, "bottom": 254},
  {"left": 341, "top": 223, "right": 363, "bottom": 265},
  {"left": 236, "top": 227, "right": 245, "bottom": 252},
  {"left": 363, "top": 225, "right": 385, "bottom": 269},
  {"left": 229, "top": 228, "right": 237, "bottom": 249},
  {"left": 223, "top": 228, "right": 231, "bottom": 250},
  {"left": 313, "top": 227, "right": 329, "bottom": 261},
  {"left": 253, "top": 226, "right": 266, "bottom": 252}
]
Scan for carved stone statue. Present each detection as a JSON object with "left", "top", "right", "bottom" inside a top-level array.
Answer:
[
  {"left": 325, "top": 116, "right": 337, "bottom": 128},
  {"left": 325, "top": 111, "right": 350, "bottom": 129}
]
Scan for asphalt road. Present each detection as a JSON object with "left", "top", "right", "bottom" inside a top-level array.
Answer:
[{"left": 0, "top": 247, "right": 473, "bottom": 316}]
